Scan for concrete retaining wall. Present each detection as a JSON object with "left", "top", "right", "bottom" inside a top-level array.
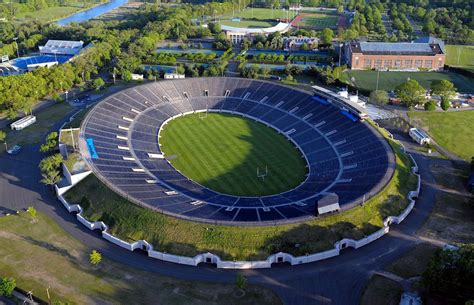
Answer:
[{"left": 55, "top": 127, "right": 422, "bottom": 269}]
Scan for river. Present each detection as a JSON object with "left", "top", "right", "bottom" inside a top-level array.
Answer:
[{"left": 57, "top": 0, "right": 129, "bottom": 26}]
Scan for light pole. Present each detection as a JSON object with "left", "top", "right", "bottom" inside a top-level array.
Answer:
[
  {"left": 13, "top": 37, "right": 19, "bottom": 58},
  {"left": 338, "top": 43, "right": 343, "bottom": 66},
  {"left": 375, "top": 69, "right": 380, "bottom": 91}
]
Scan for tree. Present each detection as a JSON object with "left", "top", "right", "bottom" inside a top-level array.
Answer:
[
  {"left": 93, "top": 77, "right": 105, "bottom": 91},
  {"left": 424, "top": 100, "right": 437, "bottom": 111},
  {"left": 369, "top": 90, "right": 389, "bottom": 105},
  {"left": 321, "top": 28, "right": 334, "bottom": 45},
  {"left": 40, "top": 132, "right": 58, "bottom": 153},
  {"left": 90, "top": 250, "right": 102, "bottom": 266},
  {"left": 0, "top": 277, "right": 16, "bottom": 297},
  {"left": 41, "top": 170, "right": 61, "bottom": 187},
  {"left": 430, "top": 79, "right": 456, "bottom": 103},
  {"left": 395, "top": 79, "right": 426, "bottom": 107},
  {"left": 440, "top": 98, "right": 450, "bottom": 111},
  {"left": 39, "top": 154, "right": 63, "bottom": 174},
  {"left": 0, "top": 130, "right": 6, "bottom": 150},
  {"left": 26, "top": 206, "right": 37, "bottom": 220},
  {"left": 235, "top": 274, "right": 247, "bottom": 291},
  {"left": 422, "top": 244, "right": 474, "bottom": 302}
]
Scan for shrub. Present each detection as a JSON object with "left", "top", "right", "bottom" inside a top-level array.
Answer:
[
  {"left": 441, "top": 98, "right": 450, "bottom": 111},
  {"left": 424, "top": 100, "right": 436, "bottom": 111},
  {"left": 89, "top": 250, "right": 102, "bottom": 266},
  {"left": 0, "top": 278, "right": 16, "bottom": 297}
]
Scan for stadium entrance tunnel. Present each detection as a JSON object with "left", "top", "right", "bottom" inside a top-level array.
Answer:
[{"left": 158, "top": 112, "right": 309, "bottom": 197}]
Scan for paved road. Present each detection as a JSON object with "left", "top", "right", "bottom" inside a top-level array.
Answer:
[{"left": 0, "top": 116, "right": 440, "bottom": 304}]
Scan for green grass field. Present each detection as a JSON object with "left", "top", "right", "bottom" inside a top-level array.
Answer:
[
  {"left": 14, "top": 3, "right": 100, "bottom": 23},
  {"left": 0, "top": 211, "right": 281, "bottom": 304},
  {"left": 341, "top": 70, "right": 474, "bottom": 93},
  {"left": 159, "top": 113, "right": 307, "bottom": 196},
  {"left": 445, "top": 45, "right": 474, "bottom": 73},
  {"left": 408, "top": 111, "right": 474, "bottom": 161},
  {"left": 299, "top": 12, "right": 339, "bottom": 29},
  {"left": 65, "top": 123, "right": 417, "bottom": 260}
]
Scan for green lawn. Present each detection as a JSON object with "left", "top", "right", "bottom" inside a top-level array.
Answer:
[
  {"left": 159, "top": 113, "right": 307, "bottom": 196},
  {"left": 445, "top": 45, "right": 474, "bottom": 73},
  {"left": 14, "top": 4, "right": 97, "bottom": 23},
  {"left": 1, "top": 102, "right": 74, "bottom": 153},
  {"left": 0, "top": 211, "right": 281, "bottom": 305},
  {"left": 219, "top": 8, "right": 294, "bottom": 21},
  {"left": 65, "top": 124, "right": 417, "bottom": 260},
  {"left": 299, "top": 12, "right": 339, "bottom": 29},
  {"left": 408, "top": 111, "right": 474, "bottom": 160},
  {"left": 341, "top": 70, "right": 474, "bottom": 93}
]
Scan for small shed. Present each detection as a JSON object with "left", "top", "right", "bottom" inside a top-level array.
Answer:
[
  {"left": 317, "top": 193, "right": 340, "bottom": 215},
  {"left": 409, "top": 128, "right": 430, "bottom": 145}
]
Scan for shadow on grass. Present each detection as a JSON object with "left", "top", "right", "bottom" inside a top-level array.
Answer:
[{"left": 260, "top": 222, "right": 369, "bottom": 257}]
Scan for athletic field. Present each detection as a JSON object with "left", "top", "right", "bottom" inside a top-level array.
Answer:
[
  {"left": 298, "top": 12, "right": 339, "bottom": 29},
  {"left": 159, "top": 113, "right": 307, "bottom": 197},
  {"left": 445, "top": 45, "right": 474, "bottom": 73},
  {"left": 341, "top": 70, "right": 474, "bottom": 93},
  {"left": 408, "top": 111, "right": 474, "bottom": 161}
]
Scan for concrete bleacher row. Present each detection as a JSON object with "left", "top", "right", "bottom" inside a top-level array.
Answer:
[{"left": 80, "top": 77, "right": 393, "bottom": 224}]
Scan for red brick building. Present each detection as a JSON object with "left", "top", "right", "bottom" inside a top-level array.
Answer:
[{"left": 344, "top": 38, "right": 446, "bottom": 71}]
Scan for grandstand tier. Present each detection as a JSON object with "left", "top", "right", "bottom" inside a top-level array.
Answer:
[{"left": 80, "top": 77, "right": 395, "bottom": 225}]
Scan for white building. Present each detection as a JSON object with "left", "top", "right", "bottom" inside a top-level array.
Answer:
[
  {"left": 317, "top": 193, "right": 340, "bottom": 215},
  {"left": 10, "top": 115, "right": 36, "bottom": 130},
  {"left": 39, "top": 40, "right": 84, "bottom": 56},
  {"left": 409, "top": 128, "right": 430, "bottom": 145},
  {"left": 164, "top": 73, "right": 185, "bottom": 80}
]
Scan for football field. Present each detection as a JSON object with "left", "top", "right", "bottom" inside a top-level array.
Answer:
[{"left": 159, "top": 113, "right": 307, "bottom": 197}]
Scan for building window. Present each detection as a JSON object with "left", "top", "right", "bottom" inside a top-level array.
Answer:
[
  {"left": 375, "top": 59, "right": 382, "bottom": 68},
  {"left": 404, "top": 60, "right": 413, "bottom": 68},
  {"left": 415, "top": 60, "right": 423, "bottom": 68},
  {"left": 424, "top": 60, "right": 433, "bottom": 68},
  {"left": 355, "top": 58, "right": 359, "bottom": 66},
  {"left": 363, "top": 59, "right": 372, "bottom": 68},
  {"left": 394, "top": 60, "right": 401, "bottom": 68},
  {"left": 383, "top": 60, "right": 392, "bottom": 68}
]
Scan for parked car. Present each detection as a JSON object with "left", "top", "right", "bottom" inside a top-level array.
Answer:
[
  {"left": 269, "top": 75, "right": 281, "bottom": 81},
  {"left": 7, "top": 145, "right": 21, "bottom": 155}
]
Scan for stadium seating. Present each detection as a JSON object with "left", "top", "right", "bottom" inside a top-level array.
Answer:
[{"left": 81, "top": 77, "right": 392, "bottom": 224}]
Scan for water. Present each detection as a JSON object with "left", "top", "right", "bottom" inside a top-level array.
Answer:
[{"left": 57, "top": 0, "right": 128, "bottom": 26}]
